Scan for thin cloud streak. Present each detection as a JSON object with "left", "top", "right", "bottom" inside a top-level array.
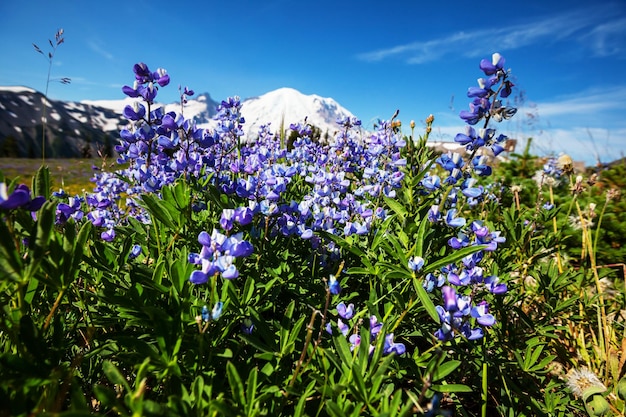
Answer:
[
  {"left": 88, "top": 41, "right": 114, "bottom": 61},
  {"left": 531, "top": 87, "right": 626, "bottom": 119},
  {"left": 357, "top": 5, "right": 622, "bottom": 64}
]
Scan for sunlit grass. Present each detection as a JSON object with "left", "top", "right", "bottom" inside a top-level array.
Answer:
[{"left": 0, "top": 158, "right": 98, "bottom": 196}]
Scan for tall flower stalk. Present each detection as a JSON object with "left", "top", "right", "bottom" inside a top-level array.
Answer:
[{"left": 33, "top": 28, "right": 71, "bottom": 161}]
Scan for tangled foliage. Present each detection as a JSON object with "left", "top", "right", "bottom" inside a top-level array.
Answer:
[{"left": 1, "top": 53, "right": 625, "bottom": 417}]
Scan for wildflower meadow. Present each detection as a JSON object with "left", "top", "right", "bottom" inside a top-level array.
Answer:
[{"left": 1, "top": 49, "right": 626, "bottom": 417}]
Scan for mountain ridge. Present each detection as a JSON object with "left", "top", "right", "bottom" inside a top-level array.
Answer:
[{"left": 0, "top": 86, "right": 358, "bottom": 157}]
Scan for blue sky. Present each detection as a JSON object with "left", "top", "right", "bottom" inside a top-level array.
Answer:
[{"left": 1, "top": 0, "right": 625, "bottom": 166}]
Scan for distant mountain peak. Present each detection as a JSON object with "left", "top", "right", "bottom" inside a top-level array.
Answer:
[
  {"left": 0, "top": 85, "right": 358, "bottom": 157},
  {"left": 240, "top": 87, "right": 355, "bottom": 137}
]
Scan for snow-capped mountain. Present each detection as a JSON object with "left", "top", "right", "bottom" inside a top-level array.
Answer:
[
  {"left": 0, "top": 86, "right": 358, "bottom": 158},
  {"left": 239, "top": 87, "right": 356, "bottom": 138},
  {"left": 85, "top": 87, "right": 357, "bottom": 137}
]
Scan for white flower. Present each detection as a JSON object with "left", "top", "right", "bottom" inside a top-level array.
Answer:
[{"left": 566, "top": 367, "right": 606, "bottom": 399}]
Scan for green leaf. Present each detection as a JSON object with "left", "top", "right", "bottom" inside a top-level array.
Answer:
[
  {"left": 333, "top": 333, "right": 354, "bottom": 368},
  {"left": 141, "top": 193, "right": 176, "bottom": 229},
  {"left": 93, "top": 385, "right": 119, "bottom": 409},
  {"left": 432, "top": 360, "right": 461, "bottom": 381},
  {"left": 430, "top": 383, "right": 473, "bottom": 393},
  {"left": 32, "top": 164, "right": 51, "bottom": 200},
  {"left": 103, "top": 361, "right": 131, "bottom": 392},
  {"left": 414, "top": 216, "right": 429, "bottom": 258},
  {"left": 384, "top": 196, "right": 407, "bottom": 222},
  {"left": 0, "top": 219, "right": 23, "bottom": 282},
  {"left": 245, "top": 367, "right": 258, "bottom": 416},
  {"left": 350, "top": 365, "right": 368, "bottom": 403},
  {"left": 172, "top": 180, "right": 191, "bottom": 210},
  {"left": 413, "top": 277, "right": 439, "bottom": 323},
  {"left": 423, "top": 245, "right": 486, "bottom": 274},
  {"left": 226, "top": 361, "right": 246, "bottom": 408}
]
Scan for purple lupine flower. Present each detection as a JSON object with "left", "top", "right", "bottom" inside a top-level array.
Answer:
[
  {"left": 479, "top": 52, "right": 505, "bottom": 76},
  {"left": 423, "top": 272, "right": 445, "bottom": 292},
  {"left": 211, "top": 301, "right": 224, "bottom": 320},
  {"left": 220, "top": 209, "right": 235, "bottom": 231},
  {"left": 123, "top": 102, "right": 146, "bottom": 121},
  {"left": 348, "top": 334, "right": 361, "bottom": 351},
  {"left": 328, "top": 275, "right": 341, "bottom": 295},
  {"left": 369, "top": 315, "right": 383, "bottom": 339},
  {"left": 0, "top": 183, "right": 44, "bottom": 211},
  {"left": 216, "top": 255, "right": 238, "bottom": 279},
  {"left": 445, "top": 209, "right": 466, "bottom": 228},
  {"left": 241, "top": 318, "right": 254, "bottom": 334},
  {"left": 337, "top": 319, "right": 350, "bottom": 336},
  {"left": 383, "top": 333, "right": 406, "bottom": 355},
  {"left": 485, "top": 275, "right": 507, "bottom": 294},
  {"left": 408, "top": 256, "right": 424, "bottom": 272},
  {"left": 128, "top": 244, "right": 142, "bottom": 260},
  {"left": 190, "top": 270, "right": 209, "bottom": 285},
  {"left": 471, "top": 301, "right": 495, "bottom": 326},
  {"left": 234, "top": 206, "right": 254, "bottom": 226},
  {"left": 337, "top": 302, "right": 355, "bottom": 320},
  {"left": 442, "top": 286, "right": 458, "bottom": 312},
  {"left": 201, "top": 305, "right": 210, "bottom": 322}
]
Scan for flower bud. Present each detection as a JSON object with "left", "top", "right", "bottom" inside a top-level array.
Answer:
[{"left": 557, "top": 154, "right": 573, "bottom": 174}]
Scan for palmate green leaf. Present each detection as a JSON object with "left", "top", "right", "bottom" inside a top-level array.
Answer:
[
  {"left": 169, "top": 254, "right": 193, "bottom": 295},
  {"left": 92, "top": 385, "right": 120, "bottom": 410},
  {"left": 333, "top": 332, "right": 354, "bottom": 368},
  {"left": 350, "top": 365, "right": 368, "bottom": 403},
  {"left": 172, "top": 180, "right": 191, "bottom": 210},
  {"left": 383, "top": 196, "right": 407, "bottom": 222},
  {"left": 66, "top": 220, "right": 91, "bottom": 285},
  {"left": 432, "top": 359, "right": 461, "bottom": 381},
  {"left": 320, "top": 232, "right": 373, "bottom": 270},
  {"left": 370, "top": 215, "right": 396, "bottom": 252},
  {"left": 423, "top": 244, "right": 487, "bottom": 274},
  {"left": 141, "top": 193, "right": 177, "bottom": 229}
]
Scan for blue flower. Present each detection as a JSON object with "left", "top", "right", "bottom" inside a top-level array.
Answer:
[
  {"left": 445, "top": 209, "right": 466, "bottom": 228},
  {"left": 479, "top": 52, "right": 505, "bottom": 76},
  {"left": 383, "top": 333, "right": 406, "bottom": 355},
  {"left": 241, "top": 318, "right": 255, "bottom": 334},
  {"left": 336, "top": 302, "right": 355, "bottom": 319},
  {"left": 408, "top": 256, "right": 424, "bottom": 272},
  {"left": 128, "top": 244, "right": 142, "bottom": 260},
  {"left": 0, "top": 183, "right": 45, "bottom": 211},
  {"left": 328, "top": 275, "right": 341, "bottom": 295},
  {"left": 471, "top": 301, "right": 495, "bottom": 326},
  {"left": 201, "top": 305, "right": 210, "bottom": 322},
  {"left": 211, "top": 301, "right": 224, "bottom": 321}
]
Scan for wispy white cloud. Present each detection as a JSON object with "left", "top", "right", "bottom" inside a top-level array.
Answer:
[
  {"left": 417, "top": 85, "right": 626, "bottom": 166},
  {"left": 529, "top": 126, "right": 626, "bottom": 165},
  {"left": 357, "top": 4, "right": 624, "bottom": 64},
  {"left": 88, "top": 40, "right": 114, "bottom": 61},
  {"left": 530, "top": 86, "right": 626, "bottom": 118},
  {"left": 578, "top": 17, "right": 626, "bottom": 58}
]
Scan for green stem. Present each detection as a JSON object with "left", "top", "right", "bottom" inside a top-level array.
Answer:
[
  {"left": 43, "top": 287, "right": 66, "bottom": 330},
  {"left": 482, "top": 343, "right": 488, "bottom": 417}
]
